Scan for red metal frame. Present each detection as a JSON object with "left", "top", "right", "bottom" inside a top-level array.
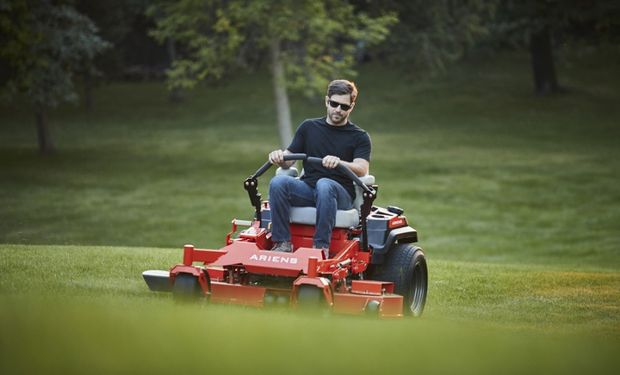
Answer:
[{"left": 169, "top": 220, "right": 404, "bottom": 318}]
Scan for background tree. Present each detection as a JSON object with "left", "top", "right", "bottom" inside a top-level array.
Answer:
[
  {"left": 492, "top": 0, "right": 620, "bottom": 95},
  {"left": 148, "top": 0, "right": 396, "bottom": 148},
  {"left": 355, "top": 0, "right": 498, "bottom": 74},
  {"left": 359, "top": 0, "right": 619, "bottom": 95},
  {"left": 0, "top": 0, "right": 110, "bottom": 153},
  {"left": 75, "top": 0, "right": 152, "bottom": 109}
]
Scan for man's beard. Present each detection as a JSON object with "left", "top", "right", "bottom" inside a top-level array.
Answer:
[{"left": 329, "top": 112, "right": 346, "bottom": 125}]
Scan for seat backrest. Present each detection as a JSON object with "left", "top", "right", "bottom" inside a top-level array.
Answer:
[
  {"left": 352, "top": 175, "right": 375, "bottom": 211},
  {"left": 275, "top": 166, "right": 299, "bottom": 178}
]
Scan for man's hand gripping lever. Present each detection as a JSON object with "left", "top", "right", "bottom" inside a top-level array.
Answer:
[{"left": 245, "top": 153, "right": 308, "bottom": 223}]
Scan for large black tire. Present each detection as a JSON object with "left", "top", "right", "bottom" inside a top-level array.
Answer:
[
  {"left": 370, "top": 243, "right": 428, "bottom": 316},
  {"left": 172, "top": 273, "right": 202, "bottom": 300}
]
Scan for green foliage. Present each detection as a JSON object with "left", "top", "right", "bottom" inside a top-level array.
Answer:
[
  {"left": 361, "top": 0, "right": 497, "bottom": 73},
  {"left": 0, "top": 0, "right": 34, "bottom": 86},
  {"left": 75, "top": 0, "right": 153, "bottom": 78},
  {"left": 148, "top": 0, "right": 396, "bottom": 97},
  {"left": 147, "top": 0, "right": 245, "bottom": 90},
  {"left": 491, "top": 0, "right": 620, "bottom": 46},
  {"left": 0, "top": 0, "right": 110, "bottom": 109},
  {"left": 360, "top": 0, "right": 619, "bottom": 73},
  {"left": 277, "top": 1, "right": 395, "bottom": 97}
]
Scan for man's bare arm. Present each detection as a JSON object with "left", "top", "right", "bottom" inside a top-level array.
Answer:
[{"left": 322, "top": 156, "right": 369, "bottom": 176}]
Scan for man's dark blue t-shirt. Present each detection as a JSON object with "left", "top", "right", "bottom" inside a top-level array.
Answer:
[{"left": 287, "top": 117, "right": 371, "bottom": 199}]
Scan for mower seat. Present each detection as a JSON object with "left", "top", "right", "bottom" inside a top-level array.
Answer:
[{"left": 276, "top": 167, "right": 375, "bottom": 228}]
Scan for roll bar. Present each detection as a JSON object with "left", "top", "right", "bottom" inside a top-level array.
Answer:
[
  {"left": 244, "top": 153, "right": 377, "bottom": 251},
  {"left": 250, "top": 153, "right": 375, "bottom": 194}
]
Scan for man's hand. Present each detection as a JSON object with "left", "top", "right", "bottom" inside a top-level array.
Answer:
[
  {"left": 269, "top": 149, "right": 285, "bottom": 165},
  {"left": 269, "top": 149, "right": 294, "bottom": 168},
  {"left": 322, "top": 155, "right": 341, "bottom": 169}
]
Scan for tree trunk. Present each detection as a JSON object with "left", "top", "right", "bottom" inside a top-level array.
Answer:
[
  {"left": 166, "top": 38, "right": 184, "bottom": 103},
  {"left": 35, "top": 107, "right": 55, "bottom": 154},
  {"left": 83, "top": 69, "right": 93, "bottom": 111},
  {"left": 529, "top": 25, "right": 559, "bottom": 95},
  {"left": 270, "top": 38, "right": 293, "bottom": 149}
]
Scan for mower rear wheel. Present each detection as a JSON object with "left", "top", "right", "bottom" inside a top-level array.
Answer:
[
  {"left": 172, "top": 273, "right": 203, "bottom": 300},
  {"left": 370, "top": 243, "right": 428, "bottom": 317}
]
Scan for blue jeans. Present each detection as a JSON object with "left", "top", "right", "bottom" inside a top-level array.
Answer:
[{"left": 268, "top": 175, "right": 353, "bottom": 248}]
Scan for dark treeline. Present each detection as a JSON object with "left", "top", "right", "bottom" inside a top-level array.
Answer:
[{"left": 1, "top": 0, "right": 618, "bottom": 153}]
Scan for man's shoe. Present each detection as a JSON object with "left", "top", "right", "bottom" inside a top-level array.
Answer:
[
  {"left": 322, "top": 248, "right": 329, "bottom": 259},
  {"left": 272, "top": 241, "right": 292, "bottom": 253},
  {"left": 313, "top": 243, "right": 330, "bottom": 259},
  {"left": 318, "top": 247, "right": 329, "bottom": 259}
]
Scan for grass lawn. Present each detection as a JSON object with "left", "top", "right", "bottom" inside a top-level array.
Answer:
[
  {"left": 1, "top": 48, "right": 619, "bottom": 373},
  {"left": 1, "top": 244, "right": 618, "bottom": 374}
]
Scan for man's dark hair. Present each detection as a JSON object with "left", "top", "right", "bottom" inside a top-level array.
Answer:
[{"left": 327, "top": 79, "right": 358, "bottom": 103}]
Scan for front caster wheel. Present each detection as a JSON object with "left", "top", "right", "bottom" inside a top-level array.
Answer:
[{"left": 172, "top": 273, "right": 203, "bottom": 301}]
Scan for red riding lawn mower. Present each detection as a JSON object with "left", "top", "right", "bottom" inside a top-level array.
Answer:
[{"left": 143, "top": 154, "right": 428, "bottom": 318}]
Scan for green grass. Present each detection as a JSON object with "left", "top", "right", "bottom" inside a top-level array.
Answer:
[
  {"left": 1, "top": 48, "right": 620, "bottom": 373},
  {"left": 0, "top": 244, "right": 618, "bottom": 374},
  {"left": 1, "top": 51, "right": 619, "bottom": 269}
]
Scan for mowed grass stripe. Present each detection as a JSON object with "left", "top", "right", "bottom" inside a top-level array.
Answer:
[{"left": 1, "top": 49, "right": 619, "bottom": 269}]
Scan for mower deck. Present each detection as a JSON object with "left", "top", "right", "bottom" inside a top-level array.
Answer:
[{"left": 144, "top": 230, "right": 404, "bottom": 318}]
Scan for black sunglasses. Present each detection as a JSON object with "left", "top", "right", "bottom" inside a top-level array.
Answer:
[{"left": 328, "top": 99, "right": 352, "bottom": 111}]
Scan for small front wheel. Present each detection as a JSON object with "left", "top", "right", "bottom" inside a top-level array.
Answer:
[
  {"left": 297, "top": 285, "right": 331, "bottom": 318},
  {"left": 296, "top": 285, "right": 326, "bottom": 311},
  {"left": 172, "top": 273, "right": 203, "bottom": 300}
]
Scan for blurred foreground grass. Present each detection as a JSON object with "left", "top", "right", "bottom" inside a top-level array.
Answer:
[
  {"left": 2, "top": 297, "right": 618, "bottom": 375},
  {"left": 0, "top": 244, "right": 618, "bottom": 375}
]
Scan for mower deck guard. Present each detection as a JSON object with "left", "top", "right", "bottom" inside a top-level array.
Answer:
[{"left": 142, "top": 270, "right": 172, "bottom": 292}]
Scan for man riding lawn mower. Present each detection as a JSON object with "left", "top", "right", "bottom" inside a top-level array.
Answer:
[
  {"left": 143, "top": 79, "right": 427, "bottom": 317},
  {"left": 143, "top": 154, "right": 428, "bottom": 318}
]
